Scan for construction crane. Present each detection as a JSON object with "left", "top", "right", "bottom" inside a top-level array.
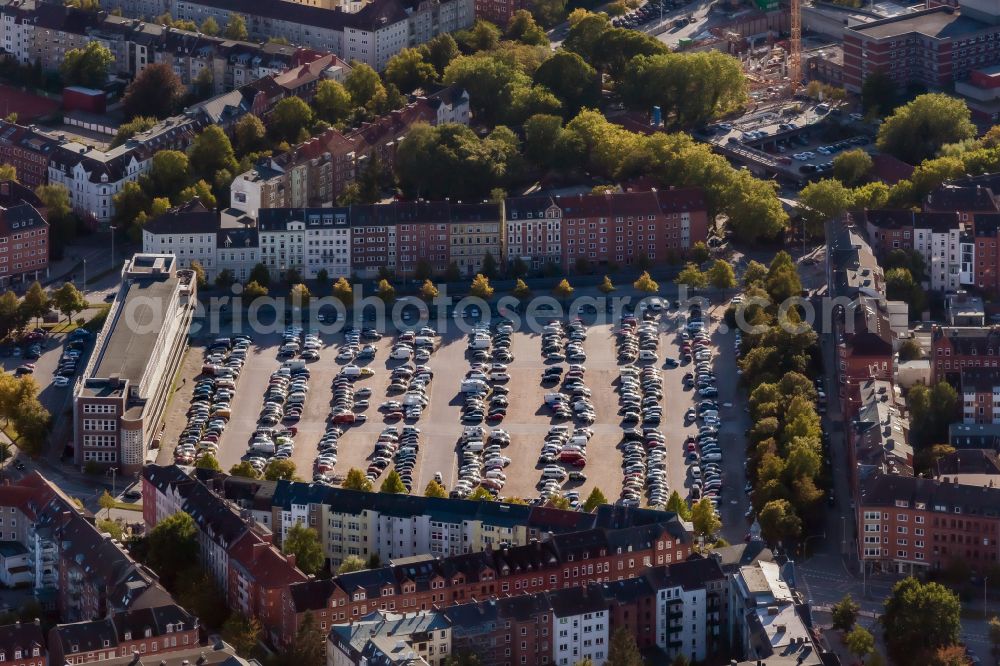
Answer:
[{"left": 789, "top": 0, "right": 801, "bottom": 92}]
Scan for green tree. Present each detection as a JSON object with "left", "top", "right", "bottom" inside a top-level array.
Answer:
[
  {"left": 215, "top": 269, "right": 236, "bottom": 291},
  {"left": 229, "top": 461, "right": 260, "bottom": 479},
  {"left": 831, "top": 593, "right": 860, "bottom": 631},
  {"left": 861, "top": 70, "right": 897, "bottom": 116},
  {"left": 707, "top": 259, "right": 736, "bottom": 289},
  {"left": 666, "top": 490, "right": 691, "bottom": 520},
  {"left": 742, "top": 260, "right": 768, "bottom": 287},
  {"left": 553, "top": 278, "right": 574, "bottom": 301},
  {"left": 468, "top": 486, "right": 495, "bottom": 501},
  {"left": 61, "top": 41, "right": 113, "bottom": 88},
  {"left": 242, "top": 280, "right": 268, "bottom": 301},
  {"left": 533, "top": 51, "right": 599, "bottom": 116},
  {"left": 342, "top": 468, "right": 372, "bottom": 491},
  {"left": 99, "top": 489, "right": 115, "bottom": 519},
  {"left": 877, "top": 93, "right": 976, "bottom": 164},
  {"left": 385, "top": 47, "right": 437, "bottom": 93},
  {"left": 419, "top": 33, "right": 460, "bottom": 76},
  {"left": 233, "top": 114, "right": 267, "bottom": 156},
  {"left": 200, "top": 16, "right": 220, "bottom": 35},
  {"left": 264, "top": 459, "right": 297, "bottom": 481},
  {"left": 690, "top": 497, "right": 721, "bottom": 539},
  {"left": 531, "top": 0, "right": 567, "bottom": 25},
  {"left": 506, "top": 10, "right": 548, "bottom": 45},
  {"left": 882, "top": 577, "right": 961, "bottom": 664},
  {"left": 606, "top": 626, "right": 643, "bottom": 666},
  {"left": 332, "top": 277, "right": 353, "bottom": 305},
  {"left": 188, "top": 125, "right": 238, "bottom": 182},
  {"left": 376, "top": 278, "right": 396, "bottom": 303},
  {"left": 337, "top": 555, "right": 367, "bottom": 574},
  {"left": 443, "top": 54, "right": 530, "bottom": 126},
  {"left": 418, "top": 279, "right": 439, "bottom": 301},
  {"left": 147, "top": 149, "right": 190, "bottom": 201},
  {"left": 290, "top": 283, "right": 311, "bottom": 309},
  {"left": 907, "top": 381, "right": 959, "bottom": 447},
  {"left": 470, "top": 273, "right": 494, "bottom": 300},
  {"left": 676, "top": 263, "right": 706, "bottom": 289},
  {"left": 757, "top": 499, "right": 802, "bottom": 544},
  {"left": 885, "top": 267, "right": 926, "bottom": 317},
  {"left": 97, "top": 518, "right": 124, "bottom": 541},
  {"left": 0, "top": 164, "right": 14, "bottom": 181},
  {"left": 798, "top": 178, "right": 853, "bottom": 235},
  {"left": 122, "top": 63, "right": 185, "bottom": 119},
  {"left": 633, "top": 271, "right": 658, "bottom": 293},
  {"left": 898, "top": 338, "right": 922, "bottom": 362},
  {"left": 455, "top": 19, "right": 501, "bottom": 52},
  {"left": 582, "top": 487, "right": 607, "bottom": 512},
  {"left": 249, "top": 263, "right": 271, "bottom": 288},
  {"left": 846, "top": 626, "right": 875, "bottom": 662},
  {"left": 195, "top": 453, "right": 221, "bottom": 471},
  {"left": 597, "top": 275, "right": 615, "bottom": 294},
  {"left": 832, "top": 148, "right": 873, "bottom": 185},
  {"left": 424, "top": 480, "right": 448, "bottom": 498},
  {"left": 189, "top": 260, "right": 207, "bottom": 289},
  {"left": 283, "top": 523, "right": 324, "bottom": 575},
  {"left": 344, "top": 63, "right": 388, "bottom": 113},
  {"left": 852, "top": 181, "right": 890, "bottom": 209},
  {"left": 269, "top": 96, "right": 314, "bottom": 144},
  {"left": 690, "top": 241, "right": 710, "bottom": 263},
  {"left": 282, "top": 611, "right": 325, "bottom": 666},
  {"left": 51, "top": 282, "right": 86, "bottom": 324},
  {"left": 481, "top": 252, "right": 498, "bottom": 279},
  {"left": 511, "top": 278, "right": 531, "bottom": 299},
  {"left": 380, "top": 469, "right": 408, "bottom": 494},
  {"left": 224, "top": 12, "right": 248, "bottom": 40},
  {"left": 146, "top": 511, "right": 198, "bottom": 588},
  {"left": 313, "top": 79, "right": 354, "bottom": 126},
  {"left": 20, "top": 281, "right": 49, "bottom": 327},
  {"left": 222, "top": 613, "right": 261, "bottom": 657},
  {"left": 111, "top": 116, "right": 157, "bottom": 148}
]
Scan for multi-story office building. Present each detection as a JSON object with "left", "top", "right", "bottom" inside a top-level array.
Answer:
[{"left": 74, "top": 255, "right": 196, "bottom": 472}]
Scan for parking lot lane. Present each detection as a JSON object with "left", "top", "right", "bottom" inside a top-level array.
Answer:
[
  {"left": 155, "top": 344, "right": 205, "bottom": 465},
  {"left": 413, "top": 330, "right": 467, "bottom": 491}
]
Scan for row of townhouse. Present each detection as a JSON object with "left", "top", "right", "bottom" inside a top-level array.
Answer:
[
  {"left": 280, "top": 520, "right": 692, "bottom": 647},
  {"left": 327, "top": 550, "right": 823, "bottom": 666},
  {"left": 145, "top": 188, "right": 711, "bottom": 282},
  {"left": 229, "top": 88, "right": 471, "bottom": 217},
  {"left": 0, "top": 0, "right": 350, "bottom": 93},
  {"left": 103, "top": 0, "right": 474, "bottom": 71},
  {"left": 0, "top": 472, "right": 179, "bottom": 624},
  {"left": 0, "top": 52, "right": 347, "bottom": 224}
]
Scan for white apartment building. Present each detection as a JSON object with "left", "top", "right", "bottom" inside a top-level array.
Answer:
[
  {"left": 258, "top": 208, "right": 352, "bottom": 280},
  {"left": 48, "top": 143, "right": 148, "bottom": 224},
  {"left": 656, "top": 580, "right": 708, "bottom": 662},
  {"left": 142, "top": 203, "right": 260, "bottom": 281},
  {"left": 0, "top": 4, "right": 33, "bottom": 64},
  {"left": 913, "top": 219, "right": 965, "bottom": 292},
  {"left": 551, "top": 600, "right": 609, "bottom": 666},
  {"left": 505, "top": 196, "right": 563, "bottom": 269}
]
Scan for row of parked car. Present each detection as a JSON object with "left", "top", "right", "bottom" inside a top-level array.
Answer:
[
  {"left": 336, "top": 327, "right": 381, "bottom": 364},
  {"left": 541, "top": 318, "right": 587, "bottom": 364},
  {"left": 51, "top": 328, "right": 91, "bottom": 386},
  {"left": 452, "top": 426, "right": 512, "bottom": 499},
  {"left": 175, "top": 335, "right": 251, "bottom": 466},
  {"left": 382, "top": 362, "right": 434, "bottom": 421},
  {"left": 364, "top": 425, "right": 422, "bottom": 488},
  {"left": 535, "top": 424, "right": 590, "bottom": 503}
]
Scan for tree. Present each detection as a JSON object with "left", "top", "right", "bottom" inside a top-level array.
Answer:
[
  {"left": 111, "top": 116, "right": 157, "bottom": 148},
  {"left": 757, "top": 499, "right": 802, "bottom": 544},
  {"left": 146, "top": 511, "right": 198, "bottom": 588},
  {"left": 861, "top": 71, "right": 897, "bottom": 116},
  {"left": 221, "top": 614, "right": 261, "bottom": 657},
  {"left": 533, "top": 50, "right": 599, "bottom": 116},
  {"left": 468, "top": 486, "right": 495, "bottom": 501},
  {"left": 337, "top": 555, "right": 367, "bottom": 574},
  {"left": 61, "top": 42, "right": 113, "bottom": 88},
  {"left": 907, "top": 381, "right": 959, "bottom": 448},
  {"left": 51, "top": 282, "right": 86, "bottom": 324},
  {"left": 344, "top": 63, "right": 388, "bottom": 113},
  {"left": 676, "top": 263, "right": 707, "bottom": 289},
  {"left": 846, "top": 626, "right": 875, "bottom": 662},
  {"left": 511, "top": 278, "right": 531, "bottom": 299},
  {"left": 195, "top": 453, "right": 221, "bottom": 471},
  {"left": 224, "top": 12, "right": 248, "bottom": 40},
  {"left": 313, "top": 80, "right": 353, "bottom": 127},
  {"left": 342, "top": 468, "right": 372, "bottom": 491},
  {"left": 481, "top": 252, "right": 498, "bottom": 279},
  {"left": 122, "top": 63, "right": 185, "bottom": 119},
  {"left": 470, "top": 273, "right": 494, "bottom": 300},
  {"left": 242, "top": 280, "right": 268, "bottom": 301},
  {"left": 707, "top": 259, "right": 736, "bottom": 289},
  {"left": 424, "top": 480, "right": 448, "bottom": 498},
  {"left": 264, "top": 459, "right": 297, "bottom": 481},
  {"left": 633, "top": 271, "right": 658, "bottom": 293},
  {"left": 200, "top": 16, "right": 220, "bottom": 35},
  {"left": 229, "top": 461, "right": 260, "bottom": 479},
  {"left": 0, "top": 164, "right": 13, "bottom": 182},
  {"left": 97, "top": 518, "right": 124, "bottom": 541},
  {"left": 189, "top": 260, "right": 207, "bottom": 289},
  {"left": 188, "top": 125, "right": 238, "bottom": 182},
  {"left": 249, "top": 263, "right": 271, "bottom": 288},
  {"left": 606, "top": 626, "right": 643, "bottom": 666},
  {"left": 831, "top": 594, "right": 860, "bottom": 631},
  {"left": 233, "top": 114, "right": 267, "bottom": 156},
  {"left": 290, "top": 283, "right": 311, "bottom": 309},
  {"left": 798, "top": 178, "right": 853, "bottom": 235},
  {"left": 455, "top": 19, "right": 501, "bottom": 52},
  {"left": 597, "top": 275, "right": 615, "bottom": 294},
  {"left": 20, "top": 281, "right": 49, "bottom": 326},
  {"left": 531, "top": 0, "right": 567, "bottom": 25},
  {"left": 214, "top": 269, "right": 236, "bottom": 291},
  {"left": 147, "top": 150, "right": 190, "bottom": 201},
  {"left": 420, "top": 279, "right": 439, "bottom": 301},
  {"left": 99, "top": 489, "right": 115, "bottom": 519},
  {"left": 332, "top": 277, "right": 353, "bottom": 305},
  {"left": 380, "top": 469, "right": 408, "bottom": 494},
  {"left": 547, "top": 495, "right": 572, "bottom": 510},
  {"left": 385, "top": 48, "right": 437, "bottom": 93},
  {"left": 553, "top": 278, "right": 574, "bottom": 301},
  {"left": 666, "top": 490, "right": 691, "bottom": 520},
  {"left": 882, "top": 577, "right": 961, "bottom": 664},
  {"left": 833, "top": 148, "right": 873, "bottom": 186},
  {"left": 877, "top": 93, "right": 976, "bottom": 164},
  {"left": 376, "top": 278, "right": 396, "bottom": 303},
  {"left": 506, "top": 10, "right": 548, "bottom": 45},
  {"left": 283, "top": 611, "right": 325, "bottom": 666},
  {"left": 885, "top": 267, "right": 926, "bottom": 316},
  {"left": 582, "top": 487, "right": 607, "bottom": 512},
  {"left": 269, "top": 96, "right": 314, "bottom": 144},
  {"left": 898, "top": 338, "right": 922, "bottom": 362},
  {"left": 690, "top": 497, "right": 721, "bottom": 539},
  {"left": 283, "top": 523, "right": 324, "bottom": 575}
]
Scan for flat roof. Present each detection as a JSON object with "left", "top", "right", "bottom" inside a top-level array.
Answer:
[
  {"left": 91, "top": 277, "right": 178, "bottom": 383},
  {"left": 853, "top": 7, "right": 985, "bottom": 39}
]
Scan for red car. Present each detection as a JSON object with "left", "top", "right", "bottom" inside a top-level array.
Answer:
[{"left": 333, "top": 413, "right": 356, "bottom": 424}]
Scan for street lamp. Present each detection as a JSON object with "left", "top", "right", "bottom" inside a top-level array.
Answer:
[
  {"left": 109, "top": 225, "right": 116, "bottom": 272},
  {"left": 82, "top": 259, "right": 87, "bottom": 291},
  {"left": 986, "top": 577, "right": 990, "bottom": 622}
]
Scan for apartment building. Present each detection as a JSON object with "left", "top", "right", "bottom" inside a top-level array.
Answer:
[
  {"left": 829, "top": 224, "right": 886, "bottom": 301},
  {"left": 474, "top": 0, "right": 527, "bottom": 28},
  {"left": 0, "top": 121, "right": 59, "bottom": 188},
  {"left": 257, "top": 207, "right": 351, "bottom": 280},
  {"left": 961, "top": 367, "right": 1000, "bottom": 424},
  {"left": 930, "top": 324, "right": 1000, "bottom": 384},
  {"left": 74, "top": 255, "right": 196, "bottom": 472},
  {"left": 46, "top": 605, "right": 199, "bottom": 666},
  {"left": 836, "top": 297, "right": 895, "bottom": 416},
  {"left": 165, "top": 0, "right": 474, "bottom": 71},
  {"left": 0, "top": 621, "right": 45, "bottom": 666},
  {"left": 328, "top": 611, "right": 452, "bottom": 666},
  {"left": 0, "top": 472, "right": 171, "bottom": 623},
  {"left": 856, "top": 471, "right": 1000, "bottom": 574},
  {"left": 850, "top": 378, "right": 913, "bottom": 486},
  {"left": 648, "top": 557, "right": 726, "bottom": 663},
  {"left": 0, "top": 196, "right": 49, "bottom": 285},
  {"left": 504, "top": 196, "right": 563, "bottom": 270},
  {"left": 862, "top": 209, "right": 972, "bottom": 292},
  {"left": 230, "top": 90, "right": 468, "bottom": 216}
]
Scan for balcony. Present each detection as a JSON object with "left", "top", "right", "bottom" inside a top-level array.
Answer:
[{"left": 668, "top": 611, "right": 683, "bottom": 621}]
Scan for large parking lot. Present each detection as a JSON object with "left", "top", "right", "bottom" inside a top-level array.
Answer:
[{"left": 161, "top": 300, "right": 750, "bottom": 534}]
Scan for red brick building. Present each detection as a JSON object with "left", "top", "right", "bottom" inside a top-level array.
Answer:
[
  {"left": 474, "top": 0, "right": 527, "bottom": 30},
  {"left": 227, "top": 531, "right": 307, "bottom": 632},
  {"left": 47, "top": 606, "right": 199, "bottom": 666},
  {"left": 0, "top": 621, "right": 45, "bottom": 666},
  {"left": 0, "top": 196, "right": 49, "bottom": 286},
  {"left": 0, "top": 120, "right": 58, "bottom": 188},
  {"left": 930, "top": 324, "right": 1000, "bottom": 384},
  {"left": 837, "top": 297, "right": 895, "bottom": 417},
  {"left": 925, "top": 184, "right": 1000, "bottom": 222},
  {"left": 858, "top": 471, "right": 1000, "bottom": 574},
  {"left": 960, "top": 367, "right": 1000, "bottom": 424},
  {"left": 973, "top": 213, "right": 1000, "bottom": 295}
]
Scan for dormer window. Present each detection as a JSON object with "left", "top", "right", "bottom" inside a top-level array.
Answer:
[
  {"left": 124, "top": 632, "right": 131, "bottom": 641},
  {"left": 145, "top": 628, "right": 152, "bottom": 638}
]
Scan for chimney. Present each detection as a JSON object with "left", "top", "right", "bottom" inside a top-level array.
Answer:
[
  {"left": 286, "top": 553, "right": 296, "bottom": 569},
  {"left": 252, "top": 541, "right": 268, "bottom": 562}
]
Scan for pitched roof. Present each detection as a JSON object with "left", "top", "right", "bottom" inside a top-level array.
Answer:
[
  {"left": 860, "top": 470, "right": 1000, "bottom": 516},
  {"left": 0, "top": 622, "right": 44, "bottom": 659},
  {"left": 228, "top": 530, "right": 307, "bottom": 588},
  {"left": 926, "top": 184, "right": 999, "bottom": 213}
]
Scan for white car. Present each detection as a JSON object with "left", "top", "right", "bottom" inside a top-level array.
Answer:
[{"left": 53, "top": 376, "right": 70, "bottom": 387}]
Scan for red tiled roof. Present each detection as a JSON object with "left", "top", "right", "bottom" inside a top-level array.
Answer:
[{"left": 229, "top": 531, "right": 307, "bottom": 589}]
